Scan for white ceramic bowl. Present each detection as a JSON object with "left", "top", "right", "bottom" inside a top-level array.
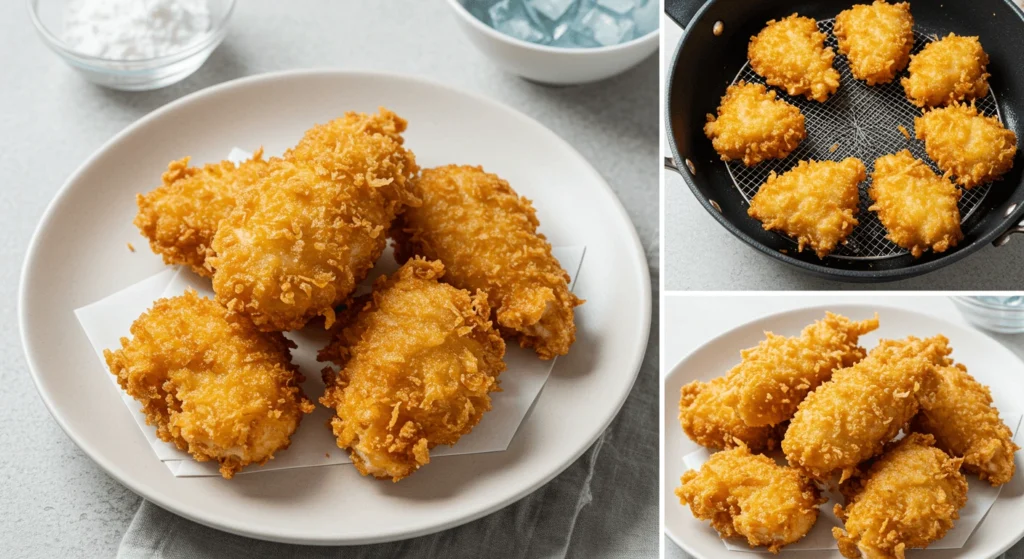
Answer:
[{"left": 448, "top": 0, "right": 659, "bottom": 85}]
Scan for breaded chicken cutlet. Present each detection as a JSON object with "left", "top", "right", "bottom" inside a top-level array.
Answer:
[
  {"left": 704, "top": 82, "right": 806, "bottom": 167},
  {"left": 912, "top": 363, "right": 1020, "bottom": 486},
  {"left": 902, "top": 34, "right": 990, "bottom": 108},
  {"left": 319, "top": 259, "right": 506, "bottom": 482},
  {"left": 210, "top": 109, "right": 418, "bottom": 332},
  {"left": 748, "top": 14, "right": 840, "bottom": 102},
  {"left": 134, "top": 151, "right": 269, "bottom": 276},
  {"left": 103, "top": 290, "right": 314, "bottom": 479},
  {"left": 679, "top": 376, "right": 783, "bottom": 451},
  {"left": 834, "top": 1, "right": 914, "bottom": 85},
  {"left": 676, "top": 445, "right": 824, "bottom": 554},
  {"left": 915, "top": 103, "right": 1017, "bottom": 189},
  {"left": 748, "top": 158, "right": 867, "bottom": 258},
  {"left": 727, "top": 312, "right": 879, "bottom": 428},
  {"left": 782, "top": 335, "right": 951, "bottom": 481},
  {"left": 833, "top": 433, "right": 968, "bottom": 559},
  {"left": 391, "top": 165, "right": 582, "bottom": 360},
  {"left": 869, "top": 151, "right": 962, "bottom": 258}
]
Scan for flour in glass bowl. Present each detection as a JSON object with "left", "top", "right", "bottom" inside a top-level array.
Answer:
[{"left": 62, "top": 0, "right": 211, "bottom": 60}]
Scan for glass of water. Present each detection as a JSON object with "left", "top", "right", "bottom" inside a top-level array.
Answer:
[{"left": 952, "top": 296, "right": 1024, "bottom": 334}]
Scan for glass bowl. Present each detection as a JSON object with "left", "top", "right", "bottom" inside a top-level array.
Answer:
[
  {"left": 28, "top": 0, "right": 235, "bottom": 91},
  {"left": 952, "top": 296, "right": 1024, "bottom": 334}
]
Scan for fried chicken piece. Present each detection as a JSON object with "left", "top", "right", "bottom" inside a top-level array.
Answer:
[
  {"left": 391, "top": 165, "right": 583, "bottom": 360},
  {"left": 782, "top": 336, "right": 951, "bottom": 481},
  {"left": 318, "top": 259, "right": 506, "bottom": 482},
  {"left": 911, "top": 363, "right": 1019, "bottom": 486},
  {"left": 834, "top": 1, "right": 914, "bottom": 85},
  {"left": 748, "top": 14, "right": 841, "bottom": 102},
  {"left": 915, "top": 103, "right": 1018, "bottom": 189},
  {"left": 902, "top": 34, "right": 990, "bottom": 108},
  {"left": 134, "top": 151, "right": 269, "bottom": 276},
  {"left": 210, "top": 109, "right": 418, "bottom": 332},
  {"left": 833, "top": 433, "right": 968, "bottom": 559},
  {"left": 676, "top": 445, "right": 823, "bottom": 553},
  {"left": 679, "top": 376, "right": 782, "bottom": 451},
  {"left": 704, "top": 82, "right": 807, "bottom": 166},
  {"left": 748, "top": 158, "right": 867, "bottom": 258},
  {"left": 729, "top": 312, "right": 879, "bottom": 427},
  {"left": 103, "top": 290, "right": 314, "bottom": 479},
  {"left": 869, "top": 151, "right": 962, "bottom": 258}
]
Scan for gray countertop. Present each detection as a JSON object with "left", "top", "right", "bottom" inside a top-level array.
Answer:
[
  {"left": 0, "top": 2, "right": 657, "bottom": 556},
  {"left": 662, "top": 14, "right": 1024, "bottom": 291}
]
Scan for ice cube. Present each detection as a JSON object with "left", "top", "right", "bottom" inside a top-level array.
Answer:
[
  {"left": 631, "top": 0, "right": 658, "bottom": 36},
  {"left": 487, "top": 0, "right": 548, "bottom": 43},
  {"left": 597, "top": 0, "right": 636, "bottom": 15},
  {"left": 488, "top": 0, "right": 513, "bottom": 26},
  {"left": 573, "top": 7, "right": 636, "bottom": 46},
  {"left": 526, "top": 0, "right": 578, "bottom": 22}
]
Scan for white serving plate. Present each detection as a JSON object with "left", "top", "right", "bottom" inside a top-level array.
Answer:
[
  {"left": 19, "top": 70, "right": 651, "bottom": 545},
  {"left": 663, "top": 304, "right": 1024, "bottom": 559}
]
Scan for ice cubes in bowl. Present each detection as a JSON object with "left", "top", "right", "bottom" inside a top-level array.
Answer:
[{"left": 467, "top": 0, "right": 655, "bottom": 47}]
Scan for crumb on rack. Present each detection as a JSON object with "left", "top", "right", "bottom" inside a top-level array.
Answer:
[
  {"left": 829, "top": 143, "right": 839, "bottom": 153},
  {"left": 325, "top": 452, "right": 330, "bottom": 458},
  {"left": 898, "top": 125, "right": 910, "bottom": 139},
  {"left": 127, "top": 242, "right": 135, "bottom": 252},
  {"left": 780, "top": 249, "right": 788, "bottom": 254}
]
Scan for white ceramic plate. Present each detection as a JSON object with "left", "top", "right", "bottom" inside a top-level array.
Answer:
[
  {"left": 19, "top": 70, "right": 651, "bottom": 545},
  {"left": 663, "top": 305, "right": 1024, "bottom": 559}
]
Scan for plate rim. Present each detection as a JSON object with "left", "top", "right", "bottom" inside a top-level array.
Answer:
[
  {"left": 18, "top": 68, "right": 652, "bottom": 545},
  {"left": 661, "top": 303, "right": 1024, "bottom": 559}
]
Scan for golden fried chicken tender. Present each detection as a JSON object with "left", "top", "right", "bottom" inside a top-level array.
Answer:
[
  {"left": 210, "top": 109, "right": 418, "bottom": 332},
  {"left": 134, "top": 151, "right": 269, "bottom": 276},
  {"left": 869, "top": 151, "right": 962, "bottom": 258},
  {"left": 783, "top": 336, "right": 951, "bottom": 481},
  {"left": 912, "top": 363, "right": 1019, "bottom": 486},
  {"left": 676, "top": 445, "right": 823, "bottom": 553},
  {"left": 318, "top": 259, "right": 506, "bottom": 482},
  {"left": 704, "top": 82, "right": 807, "bottom": 166},
  {"left": 748, "top": 158, "right": 867, "bottom": 258},
  {"left": 902, "top": 34, "right": 990, "bottom": 108},
  {"left": 833, "top": 433, "right": 968, "bottom": 559},
  {"left": 748, "top": 14, "right": 841, "bottom": 102},
  {"left": 834, "top": 1, "right": 914, "bottom": 85},
  {"left": 392, "top": 165, "right": 582, "bottom": 360},
  {"left": 679, "top": 376, "right": 782, "bottom": 451},
  {"left": 915, "top": 103, "right": 1018, "bottom": 189},
  {"left": 729, "top": 312, "right": 879, "bottom": 427},
  {"left": 103, "top": 290, "right": 313, "bottom": 479}
]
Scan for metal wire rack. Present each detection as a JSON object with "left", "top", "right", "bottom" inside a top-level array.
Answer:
[{"left": 727, "top": 19, "right": 1001, "bottom": 260}]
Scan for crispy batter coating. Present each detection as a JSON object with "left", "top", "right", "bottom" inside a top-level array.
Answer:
[
  {"left": 134, "top": 151, "right": 269, "bottom": 276},
  {"left": 103, "top": 290, "right": 313, "bottom": 479},
  {"left": 902, "top": 34, "right": 990, "bottom": 108},
  {"left": 748, "top": 158, "right": 867, "bottom": 258},
  {"left": 392, "top": 165, "right": 583, "bottom": 360},
  {"left": 729, "top": 312, "right": 879, "bottom": 427},
  {"left": 833, "top": 433, "right": 968, "bottom": 559},
  {"left": 318, "top": 259, "right": 506, "bottom": 482},
  {"left": 679, "top": 376, "right": 783, "bottom": 451},
  {"left": 210, "top": 109, "right": 418, "bottom": 332},
  {"left": 676, "top": 445, "right": 823, "bottom": 553},
  {"left": 748, "top": 14, "right": 841, "bottom": 102},
  {"left": 869, "top": 151, "right": 962, "bottom": 258},
  {"left": 834, "top": 1, "right": 914, "bottom": 85},
  {"left": 782, "top": 336, "right": 951, "bottom": 481},
  {"left": 704, "top": 82, "right": 807, "bottom": 166},
  {"left": 915, "top": 103, "right": 1017, "bottom": 189},
  {"left": 912, "top": 363, "right": 1019, "bottom": 486}
]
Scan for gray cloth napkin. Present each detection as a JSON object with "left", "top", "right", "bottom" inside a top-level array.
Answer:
[{"left": 119, "top": 238, "right": 660, "bottom": 559}]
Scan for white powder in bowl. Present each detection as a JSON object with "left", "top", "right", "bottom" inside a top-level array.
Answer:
[{"left": 62, "top": 0, "right": 212, "bottom": 60}]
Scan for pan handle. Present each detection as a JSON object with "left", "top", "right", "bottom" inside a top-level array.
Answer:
[
  {"left": 664, "top": 156, "right": 680, "bottom": 173},
  {"left": 993, "top": 219, "right": 1024, "bottom": 248},
  {"left": 665, "top": 0, "right": 706, "bottom": 29}
]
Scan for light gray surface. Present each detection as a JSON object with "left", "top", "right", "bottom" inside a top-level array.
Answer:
[
  {"left": 1, "top": 2, "right": 658, "bottom": 557},
  {"left": 661, "top": 14, "right": 1024, "bottom": 291}
]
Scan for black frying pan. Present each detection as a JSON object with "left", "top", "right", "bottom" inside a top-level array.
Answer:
[{"left": 665, "top": 0, "right": 1024, "bottom": 282}]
